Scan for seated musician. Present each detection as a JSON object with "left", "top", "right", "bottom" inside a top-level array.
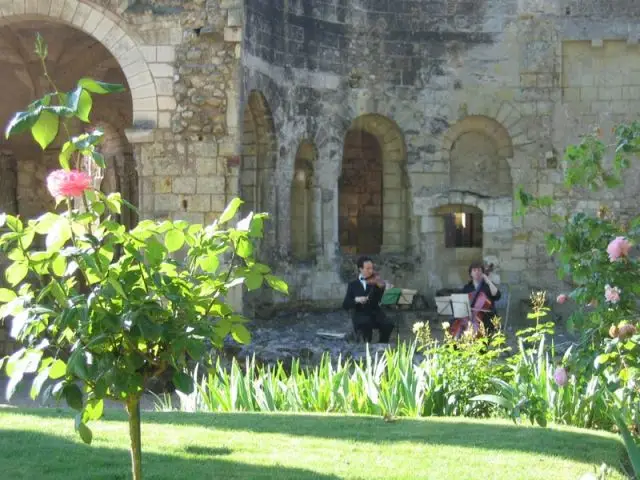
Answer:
[
  {"left": 462, "top": 262, "right": 501, "bottom": 335},
  {"left": 342, "top": 256, "right": 395, "bottom": 343}
]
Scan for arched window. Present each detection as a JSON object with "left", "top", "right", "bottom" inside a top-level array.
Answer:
[
  {"left": 338, "top": 114, "right": 408, "bottom": 254},
  {"left": 291, "top": 141, "right": 316, "bottom": 260}
]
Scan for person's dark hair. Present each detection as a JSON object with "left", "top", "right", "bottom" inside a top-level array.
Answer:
[
  {"left": 357, "top": 256, "right": 373, "bottom": 269},
  {"left": 468, "top": 261, "right": 485, "bottom": 276}
]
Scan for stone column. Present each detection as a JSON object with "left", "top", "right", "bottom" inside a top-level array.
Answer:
[
  {"left": 0, "top": 151, "right": 18, "bottom": 215},
  {"left": 0, "top": 151, "right": 17, "bottom": 356},
  {"left": 124, "top": 128, "right": 156, "bottom": 220}
]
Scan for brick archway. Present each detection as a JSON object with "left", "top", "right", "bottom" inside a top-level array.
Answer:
[{"left": 0, "top": 1, "right": 158, "bottom": 127}]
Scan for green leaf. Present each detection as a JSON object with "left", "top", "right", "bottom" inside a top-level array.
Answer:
[
  {"left": 219, "top": 197, "right": 243, "bottom": 224},
  {"left": 199, "top": 255, "right": 219, "bottom": 273},
  {"left": 46, "top": 220, "right": 71, "bottom": 251},
  {"left": 5, "top": 109, "right": 40, "bottom": 139},
  {"left": 31, "top": 109, "right": 59, "bottom": 150},
  {"left": 245, "top": 271, "right": 263, "bottom": 291},
  {"left": 470, "top": 394, "right": 514, "bottom": 410},
  {"left": 265, "top": 275, "right": 289, "bottom": 295},
  {"left": 231, "top": 324, "right": 251, "bottom": 344},
  {"left": 51, "top": 255, "right": 67, "bottom": 277},
  {"left": 235, "top": 237, "right": 253, "bottom": 258},
  {"left": 172, "top": 371, "right": 194, "bottom": 395},
  {"left": 0, "top": 288, "right": 17, "bottom": 303},
  {"left": 165, "top": 229, "right": 185, "bottom": 253},
  {"left": 5, "top": 262, "right": 28, "bottom": 286},
  {"left": 34, "top": 212, "right": 60, "bottom": 234},
  {"left": 66, "top": 86, "right": 82, "bottom": 112},
  {"left": 75, "top": 414, "right": 93, "bottom": 445},
  {"left": 30, "top": 365, "right": 51, "bottom": 400},
  {"left": 49, "top": 359, "right": 66, "bottom": 379},
  {"left": 78, "top": 78, "right": 126, "bottom": 94},
  {"left": 67, "top": 349, "right": 89, "bottom": 380},
  {"left": 107, "top": 276, "right": 127, "bottom": 300},
  {"left": 76, "top": 89, "right": 93, "bottom": 123},
  {"left": 83, "top": 398, "right": 104, "bottom": 422},
  {"left": 612, "top": 408, "right": 640, "bottom": 475},
  {"left": 92, "top": 151, "right": 106, "bottom": 168},
  {"left": 186, "top": 340, "right": 206, "bottom": 360},
  {"left": 63, "top": 383, "right": 83, "bottom": 411}
]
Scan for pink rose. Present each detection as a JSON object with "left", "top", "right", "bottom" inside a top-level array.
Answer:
[
  {"left": 607, "top": 236, "right": 631, "bottom": 262},
  {"left": 553, "top": 367, "right": 568, "bottom": 387},
  {"left": 47, "top": 169, "right": 92, "bottom": 199},
  {"left": 556, "top": 294, "right": 568, "bottom": 304},
  {"left": 605, "top": 284, "right": 621, "bottom": 304}
]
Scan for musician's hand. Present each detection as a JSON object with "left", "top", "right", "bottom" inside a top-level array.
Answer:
[{"left": 355, "top": 296, "right": 368, "bottom": 304}]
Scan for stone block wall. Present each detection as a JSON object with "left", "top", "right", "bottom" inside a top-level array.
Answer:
[
  {"left": 239, "top": 1, "right": 640, "bottom": 313},
  {"left": 1, "top": 1, "right": 640, "bottom": 339}
]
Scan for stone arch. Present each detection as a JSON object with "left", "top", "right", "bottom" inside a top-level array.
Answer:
[
  {"left": 0, "top": 14, "right": 135, "bottom": 224},
  {"left": 442, "top": 115, "right": 514, "bottom": 198},
  {"left": 0, "top": 1, "right": 158, "bottom": 127},
  {"left": 240, "top": 90, "right": 277, "bottom": 210},
  {"left": 240, "top": 89, "right": 278, "bottom": 248},
  {"left": 290, "top": 140, "right": 317, "bottom": 261},
  {"left": 338, "top": 114, "right": 409, "bottom": 254}
]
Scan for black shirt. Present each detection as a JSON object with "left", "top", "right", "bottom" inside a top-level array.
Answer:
[{"left": 342, "top": 278, "right": 386, "bottom": 315}]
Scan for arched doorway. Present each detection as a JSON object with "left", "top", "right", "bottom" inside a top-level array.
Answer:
[
  {"left": 0, "top": 20, "right": 137, "bottom": 223},
  {"left": 240, "top": 90, "right": 277, "bottom": 246},
  {"left": 0, "top": 19, "right": 137, "bottom": 356},
  {"left": 338, "top": 114, "right": 408, "bottom": 255},
  {"left": 339, "top": 129, "right": 384, "bottom": 254}
]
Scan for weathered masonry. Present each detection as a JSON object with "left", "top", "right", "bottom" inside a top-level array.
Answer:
[{"left": 1, "top": 1, "right": 640, "bottom": 354}]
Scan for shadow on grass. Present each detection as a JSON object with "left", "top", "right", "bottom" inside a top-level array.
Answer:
[
  {"left": 184, "top": 445, "right": 233, "bottom": 456},
  {"left": 0, "top": 429, "right": 339, "bottom": 480},
  {"left": 4, "top": 407, "right": 626, "bottom": 470}
]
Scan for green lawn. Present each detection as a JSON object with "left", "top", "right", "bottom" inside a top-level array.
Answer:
[{"left": 0, "top": 406, "right": 629, "bottom": 479}]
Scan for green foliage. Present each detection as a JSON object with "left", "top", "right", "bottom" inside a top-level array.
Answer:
[
  {"left": 515, "top": 118, "right": 640, "bottom": 475},
  {"left": 0, "top": 35, "right": 287, "bottom": 480}
]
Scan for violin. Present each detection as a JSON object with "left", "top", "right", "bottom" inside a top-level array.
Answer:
[{"left": 364, "top": 271, "right": 387, "bottom": 288}]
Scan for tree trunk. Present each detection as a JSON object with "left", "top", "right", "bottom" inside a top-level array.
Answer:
[{"left": 126, "top": 398, "right": 143, "bottom": 480}]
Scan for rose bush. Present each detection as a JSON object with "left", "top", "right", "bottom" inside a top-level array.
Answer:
[
  {"left": 0, "top": 35, "right": 287, "bottom": 480},
  {"left": 517, "top": 122, "right": 640, "bottom": 474}
]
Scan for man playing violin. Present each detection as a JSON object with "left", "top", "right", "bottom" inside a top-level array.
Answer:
[
  {"left": 462, "top": 261, "right": 501, "bottom": 335},
  {"left": 342, "top": 256, "right": 395, "bottom": 343}
]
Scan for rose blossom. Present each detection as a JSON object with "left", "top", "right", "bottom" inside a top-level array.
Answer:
[
  {"left": 556, "top": 294, "right": 568, "bottom": 304},
  {"left": 605, "top": 284, "right": 621, "bottom": 304},
  {"left": 618, "top": 323, "right": 637, "bottom": 339},
  {"left": 607, "top": 236, "right": 632, "bottom": 262},
  {"left": 46, "top": 169, "right": 92, "bottom": 199},
  {"left": 553, "top": 367, "right": 568, "bottom": 387}
]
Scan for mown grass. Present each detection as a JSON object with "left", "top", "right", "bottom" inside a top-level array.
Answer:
[{"left": 0, "top": 406, "right": 629, "bottom": 479}]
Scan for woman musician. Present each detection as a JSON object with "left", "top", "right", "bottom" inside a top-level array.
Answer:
[{"left": 450, "top": 261, "right": 501, "bottom": 339}]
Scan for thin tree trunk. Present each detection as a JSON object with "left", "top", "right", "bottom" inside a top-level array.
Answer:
[{"left": 126, "top": 398, "right": 143, "bottom": 480}]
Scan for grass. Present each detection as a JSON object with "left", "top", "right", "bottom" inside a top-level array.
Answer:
[{"left": 0, "top": 406, "right": 629, "bottom": 479}]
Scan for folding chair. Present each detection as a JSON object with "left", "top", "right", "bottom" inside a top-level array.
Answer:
[{"left": 493, "top": 284, "right": 511, "bottom": 333}]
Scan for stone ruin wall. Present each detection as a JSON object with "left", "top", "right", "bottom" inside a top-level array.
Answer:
[
  {"left": 240, "top": 0, "right": 640, "bottom": 318},
  {"left": 0, "top": 0, "right": 245, "bottom": 356},
  {"left": 2, "top": 1, "right": 640, "bottom": 356}
]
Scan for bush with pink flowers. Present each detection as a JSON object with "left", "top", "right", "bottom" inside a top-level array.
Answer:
[
  {"left": 517, "top": 122, "right": 640, "bottom": 473},
  {"left": 0, "top": 36, "right": 287, "bottom": 480}
]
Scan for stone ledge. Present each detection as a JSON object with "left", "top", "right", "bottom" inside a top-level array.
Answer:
[{"left": 124, "top": 128, "right": 156, "bottom": 144}]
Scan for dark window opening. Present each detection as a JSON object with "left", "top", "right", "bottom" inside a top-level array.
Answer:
[{"left": 444, "top": 213, "right": 483, "bottom": 248}]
